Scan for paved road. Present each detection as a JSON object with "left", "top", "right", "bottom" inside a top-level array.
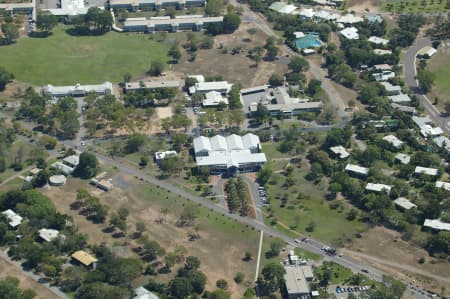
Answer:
[
  {"left": 0, "top": 249, "right": 70, "bottom": 299},
  {"left": 77, "top": 145, "right": 435, "bottom": 299},
  {"left": 404, "top": 37, "right": 450, "bottom": 134}
]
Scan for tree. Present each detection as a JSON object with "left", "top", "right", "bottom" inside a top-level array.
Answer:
[
  {"left": 75, "top": 282, "right": 128, "bottom": 299},
  {"left": 0, "top": 276, "right": 36, "bottom": 299},
  {"left": 149, "top": 60, "right": 165, "bottom": 76},
  {"left": 169, "top": 277, "right": 193, "bottom": 299},
  {"left": 253, "top": 102, "right": 270, "bottom": 125},
  {"left": 261, "top": 263, "right": 286, "bottom": 292},
  {"left": 288, "top": 56, "right": 309, "bottom": 73},
  {"left": 31, "top": 170, "right": 49, "bottom": 188},
  {"left": 159, "top": 156, "right": 184, "bottom": 176},
  {"left": 168, "top": 45, "right": 181, "bottom": 63},
  {"left": 0, "top": 67, "right": 14, "bottom": 91},
  {"left": 222, "top": 13, "right": 241, "bottom": 33},
  {"left": 36, "top": 12, "right": 57, "bottom": 34},
  {"left": 444, "top": 101, "right": 450, "bottom": 116},
  {"left": 269, "top": 73, "right": 283, "bottom": 87},
  {"left": 243, "top": 251, "right": 253, "bottom": 261},
  {"left": 205, "top": 0, "right": 224, "bottom": 16},
  {"left": 125, "top": 134, "right": 146, "bottom": 153},
  {"left": 143, "top": 240, "right": 165, "bottom": 261},
  {"left": 216, "top": 279, "right": 228, "bottom": 290},
  {"left": 185, "top": 256, "right": 201, "bottom": 270},
  {"left": 188, "top": 270, "right": 207, "bottom": 294},
  {"left": 74, "top": 152, "right": 98, "bottom": 179},
  {"left": 1, "top": 23, "right": 19, "bottom": 44},
  {"left": 135, "top": 221, "right": 146, "bottom": 237},
  {"left": 417, "top": 69, "right": 435, "bottom": 93},
  {"left": 268, "top": 238, "right": 284, "bottom": 257},
  {"left": 234, "top": 272, "right": 245, "bottom": 284},
  {"left": 426, "top": 231, "right": 450, "bottom": 256}
]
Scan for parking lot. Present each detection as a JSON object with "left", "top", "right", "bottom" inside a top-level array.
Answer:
[{"left": 331, "top": 285, "right": 371, "bottom": 299}]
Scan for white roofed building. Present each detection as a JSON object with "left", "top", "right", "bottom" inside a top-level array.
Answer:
[
  {"left": 284, "top": 266, "right": 311, "bottom": 299},
  {"left": 38, "top": 228, "right": 61, "bottom": 242},
  {"left": 269, "top": 2, "right": 297, "bottom": 14},
  {"left": 388, "top": 93, "right": 411, "bottom": 103},
  {"left": 414, "top": 166, "right": 438, "bottom": 177},
  {"left": 43, "top": 0, "right": 91, "bottom": 17},
  {"left": 202, "top": 91, "right": 228, "bottom": 107},
  {"left": 189, "top": 81, "right": 232, "bottom": 95},
  {"left": 436, "top": 181, "right": 450, "bottom": 191},
  {"left": 329, "top": 146, "right": 350, "bottom": 159},
  {"left": 368, "top": 36, "right": 389, "bottom": 45},
  {"left": 193, "top": 133, "right": 266, "bottom": 174},
  {"left": 336, "top": 14, "right": 363, "bottom": 24},
  {"left": 417, "top": 46, "right": 437, "bottom": 58},
  {"left": 424, "top": 219, "right": 450, "bottom": 231},
  {"left": 382, "top": 135, "right": 404, "bottom": 149},
  {"left": 365, "top": 183, "right": 392, "bottom": 194},
  {"left": 380, "top": 82, "right": 401, "bottom": 95},
  {"left": 43, "top": 82, "right": 113, "bottom": 98},
  {"left": 2, "top": 209, "right": 23, "bottom": 228},
  {"left": 52, "top": 154, "right": 80, "bottom": 175},
  {"left": 374, "top": 49, "right": 392, "bottom": 55},
  {"left": 134, "top": 286, "right": 160, "bottom": 299},
  {"left": 394, "top": 197, "right": 417, "bottom": 210},
  {"left": 339, "top": 27, "right": 359, "bottom": 39},
  {"left": 395, "top": 153, "right": 411, "bottom": 164},
  {"left": 345, "top": 164, "right": 369, "bottom": 176}
]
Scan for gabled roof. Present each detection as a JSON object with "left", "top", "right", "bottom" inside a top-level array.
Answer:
[
  {"left": 345, "top": 164, "right": 369, "bottom": 175},
  {"left": 2, "top": 209, "right": 23, "bottom": 228},
  {"left": 210, "top": 135, "right": 227, "bottom": 151},
  {"left": 226, "top": 134, "right": 244, "bottom": 150},
  {"left": 424, "top": 219, "right": 450, "bottom": 231},
  {"left": 193, "top": 136, "right": 211, "bottom": 153},
  {"left": 242, "top": 133, "right": 261, "bottom": 150},
  {"left": 365, "top": 183, "right": 392, "bottom": 193},
  {"left": 414, "top": 166, "right": 438, "bottom": 176},
  {"left": 71, "top": 250, "right": 98, "bottom": 266},
  {"left": 38, "top": 228, "right": 60, "bottom": 242},
  {"left": 394, "top": 197, "right": 417, "bottom": 210}
]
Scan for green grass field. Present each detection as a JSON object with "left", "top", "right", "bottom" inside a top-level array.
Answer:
[
  {"left": 382, "top": 0, "right": 450, "bottom": 13},
  {"left": 0, "top": 26, "right": 169, "bottom": 85},
  {"left": 433, "top": 58, "right": 450, "bottom": 97}
]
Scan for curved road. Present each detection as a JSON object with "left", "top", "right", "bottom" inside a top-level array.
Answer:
[{"left": 404, "top": 37, "right": 450, "bottom": 134}]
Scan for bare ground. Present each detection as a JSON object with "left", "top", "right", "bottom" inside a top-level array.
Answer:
[
  {"left": 346, "top": 0, "right": 382, "bottom": 13},
  {"left": 174, "top": 23, "right": 288, "bottom": 88},
  {"left": 346, "top": 226, "right": 450, "bottom": 297},
  {"left": 0, "top": 258, "right": 59, "bottom": 299},
  {"left": 41, "top": 175, "right": 259, "bottom": 298}
]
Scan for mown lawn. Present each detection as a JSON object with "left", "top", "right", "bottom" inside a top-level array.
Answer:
[{"left": 0, "top": 26, "right": 169, "bottom": 85}]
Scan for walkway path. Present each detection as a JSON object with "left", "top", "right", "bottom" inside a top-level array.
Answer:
[{"left": 254, "top": 231, "right": 264, "bottom": 282}]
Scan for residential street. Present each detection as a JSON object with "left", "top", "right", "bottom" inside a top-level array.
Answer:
[{"left": 404, "top": 37, "right": 450, "bottom": 134}]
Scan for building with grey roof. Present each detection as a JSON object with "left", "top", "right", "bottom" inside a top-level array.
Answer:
[
  {"left": 110, "top": 0, "right": 206, "bottom": 11},
  {"left": 380, "top": 81, "right": 401, "bottom": 95},
  {"left": 193, "top": 133, "right": 266, "bottom": 174},
  {"left": 329, "top": 146, "right": 350, "bottom": 159},
  {"left": 345, "top": 164, "right": 369, "bottom": 177},
  {"left": 388, "top": 93, "right": 411, "bottom": 103},
  {"left": 123, "top": 15, "right": 223, "bottom": 33},
  {"left": 365, "top": 183, "right": 392, "bottom": 194},
  {"left": 382, "top": 134, "right": 404, "bottom": 149},
  {"left": 246, "top": 86, "right": 322, "bottom": 118},
  {"left": 424, "top": 219, "right": 450, "bottom": 232},
  {"left": 414, "top": 166, "right": 438, "bottom": 177},
  {"left": 395, "top": 153, "right": 410, "bottom": 164},
  {"left": 125, "top": 80, "right": 181, "bottom": 92},
  {"left": 284, "top": 266, "right": 312, "bottom": 299},
  {"left": 391, "top": 103, "right": 416, "bottom": 115}
]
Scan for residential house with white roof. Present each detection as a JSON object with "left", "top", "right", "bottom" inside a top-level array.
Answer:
[
  {"left": 417, "top": 46, "right": 437, "bottom": 58},
  {"left": 339, "top": 27, "right": 359, "bottom": 39},
  {"left": 374, "top": 49, "right": 392, "bottom": 55},
  {"left": 52, "top": 154, "right": 80, "bottom": 175},
  {"left": 345, "top": 164, "right": 369, "bottom": 177},
  {"left": 380, "top": 82, "right": 402, "bottom": 95},
  {"left": 299, "top": 8, "right": 314, "bottom": 19},
  {"left": 336, "top": 14, "right": 363, "bottom": 24},
  {"left": 412, "top": 116, "right": 443, "bottom": 137},
  {"left": 193, "top": 133, "right": 266, "bottom": 174},
  {"left": 423, "top": 219, "right": 450, "bottom": 232},
  {"left": 329, "top": 146, "right": 350, "bottom": 159},
  {"left": 394, "top": 197, "right": 417, "bottom": 210},
  {"left": 368, "top": 36, "right": 389, "bottom": 45},
  {"left": 388, "top": 93, "right": 411, "bottom": 103},
  {"left": 38, "top": 228, "right": 61, "bottom": 242},
  {"left": 414, "top": 166, "right": 438, "bottom": 177},
  {"left": 269, "top": 2, "right": 297, "bottom": 14},
  {"left": 382, "top": 135, "right": 404, "bottom": 149},
  {"left": 372, "top": 71, "right": 396, "bottom": 81},
  {"left": 2, "top": 209, "right": 23, "bottom": 228},
  {"left": 365, "top": 183, "right": 392, "bottom": 194},
  {"left": 134, "top": 286, "right": 160, "bottom": 299},
  {"left": 436, "top": 181, "right": 450, "bottom": 191},
  {"left": 433, "top": 136, "right": 450, "bottom": 154},
  {"left": 395, "top": 153, "right": 411, "bottom": 164}
]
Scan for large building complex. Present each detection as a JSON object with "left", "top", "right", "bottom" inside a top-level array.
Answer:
[
  {"left": 123, "top": 15, "right": 223, "bottom": 33},
  {"left": 42, "top": 0, "right": 92, "bottom": 17},
  {"left": 241, "top": 86, "right": 322, "bottom": 118},
  {"left": 284, "top": 265, "right": 314, "bottom": 299},
  {"left": 193, "top": 133, "right": 266, "bottom": 174},
  {"left": 109, "top": 0, "right": 205, "bottom": 11}
]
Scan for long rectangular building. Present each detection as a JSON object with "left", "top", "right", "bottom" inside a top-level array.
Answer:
[
  {"left": 193, "top": 133, "right": 266, "bottom": 174},
  {"left": 110, "top": 0, "right": 205, "bottom": 11},
  {"left": 123, "top": 15, "right": 223, "bottom": 33},
  {"left": 43, "top": 82, "right": 113, "bottom": 97},
  {"left": 125, "top": 80, "right": 181, "bottom": 92}
]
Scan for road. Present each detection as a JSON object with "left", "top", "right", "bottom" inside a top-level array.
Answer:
[
  {"left": 234, "top": 0, "right": 349, "bottom": 124},
  {"left": 404, "top": 37, "right": 450, "bottom": 134},
  {"left": 76, "top": 145, "right": 434, "bottom": 299},
  {"left": 0, "top": 249, "right": 70, "bottom": 299}
]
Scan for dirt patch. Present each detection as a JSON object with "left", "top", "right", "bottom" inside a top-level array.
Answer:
[
  {"left": 346, "top": 226, "right": 450, "bottom": 297},
  {"left": 0, "top": 258, "right": 59, "bottom": 299},
  {"left": 174, "top": 23, "right": 288, "bottom": 88},
  {"left": 41, "top": 176, "right": 259, "bottom": 298},
  {"left": 346, "top": 0, "right": 382, "bottom": 13}
]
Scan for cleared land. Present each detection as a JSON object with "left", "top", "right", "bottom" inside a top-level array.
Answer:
[
  {"left": 347, "top": 226, "right": 450, "bottom": 298},
  {"left": 381, "top": 0, "right": 450, "bottom": 13},
  {"left": 0, "top": 26, "right": 169, "bottom": 85},
  {"left": 0, "top": 258, "right": 59, "bottom": 299},
  {"left": 42, "top": 174, "right": 264, "bottom": 298},
  {"left": 173, "top": 23, "right": 288, "bottom": 87}
]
